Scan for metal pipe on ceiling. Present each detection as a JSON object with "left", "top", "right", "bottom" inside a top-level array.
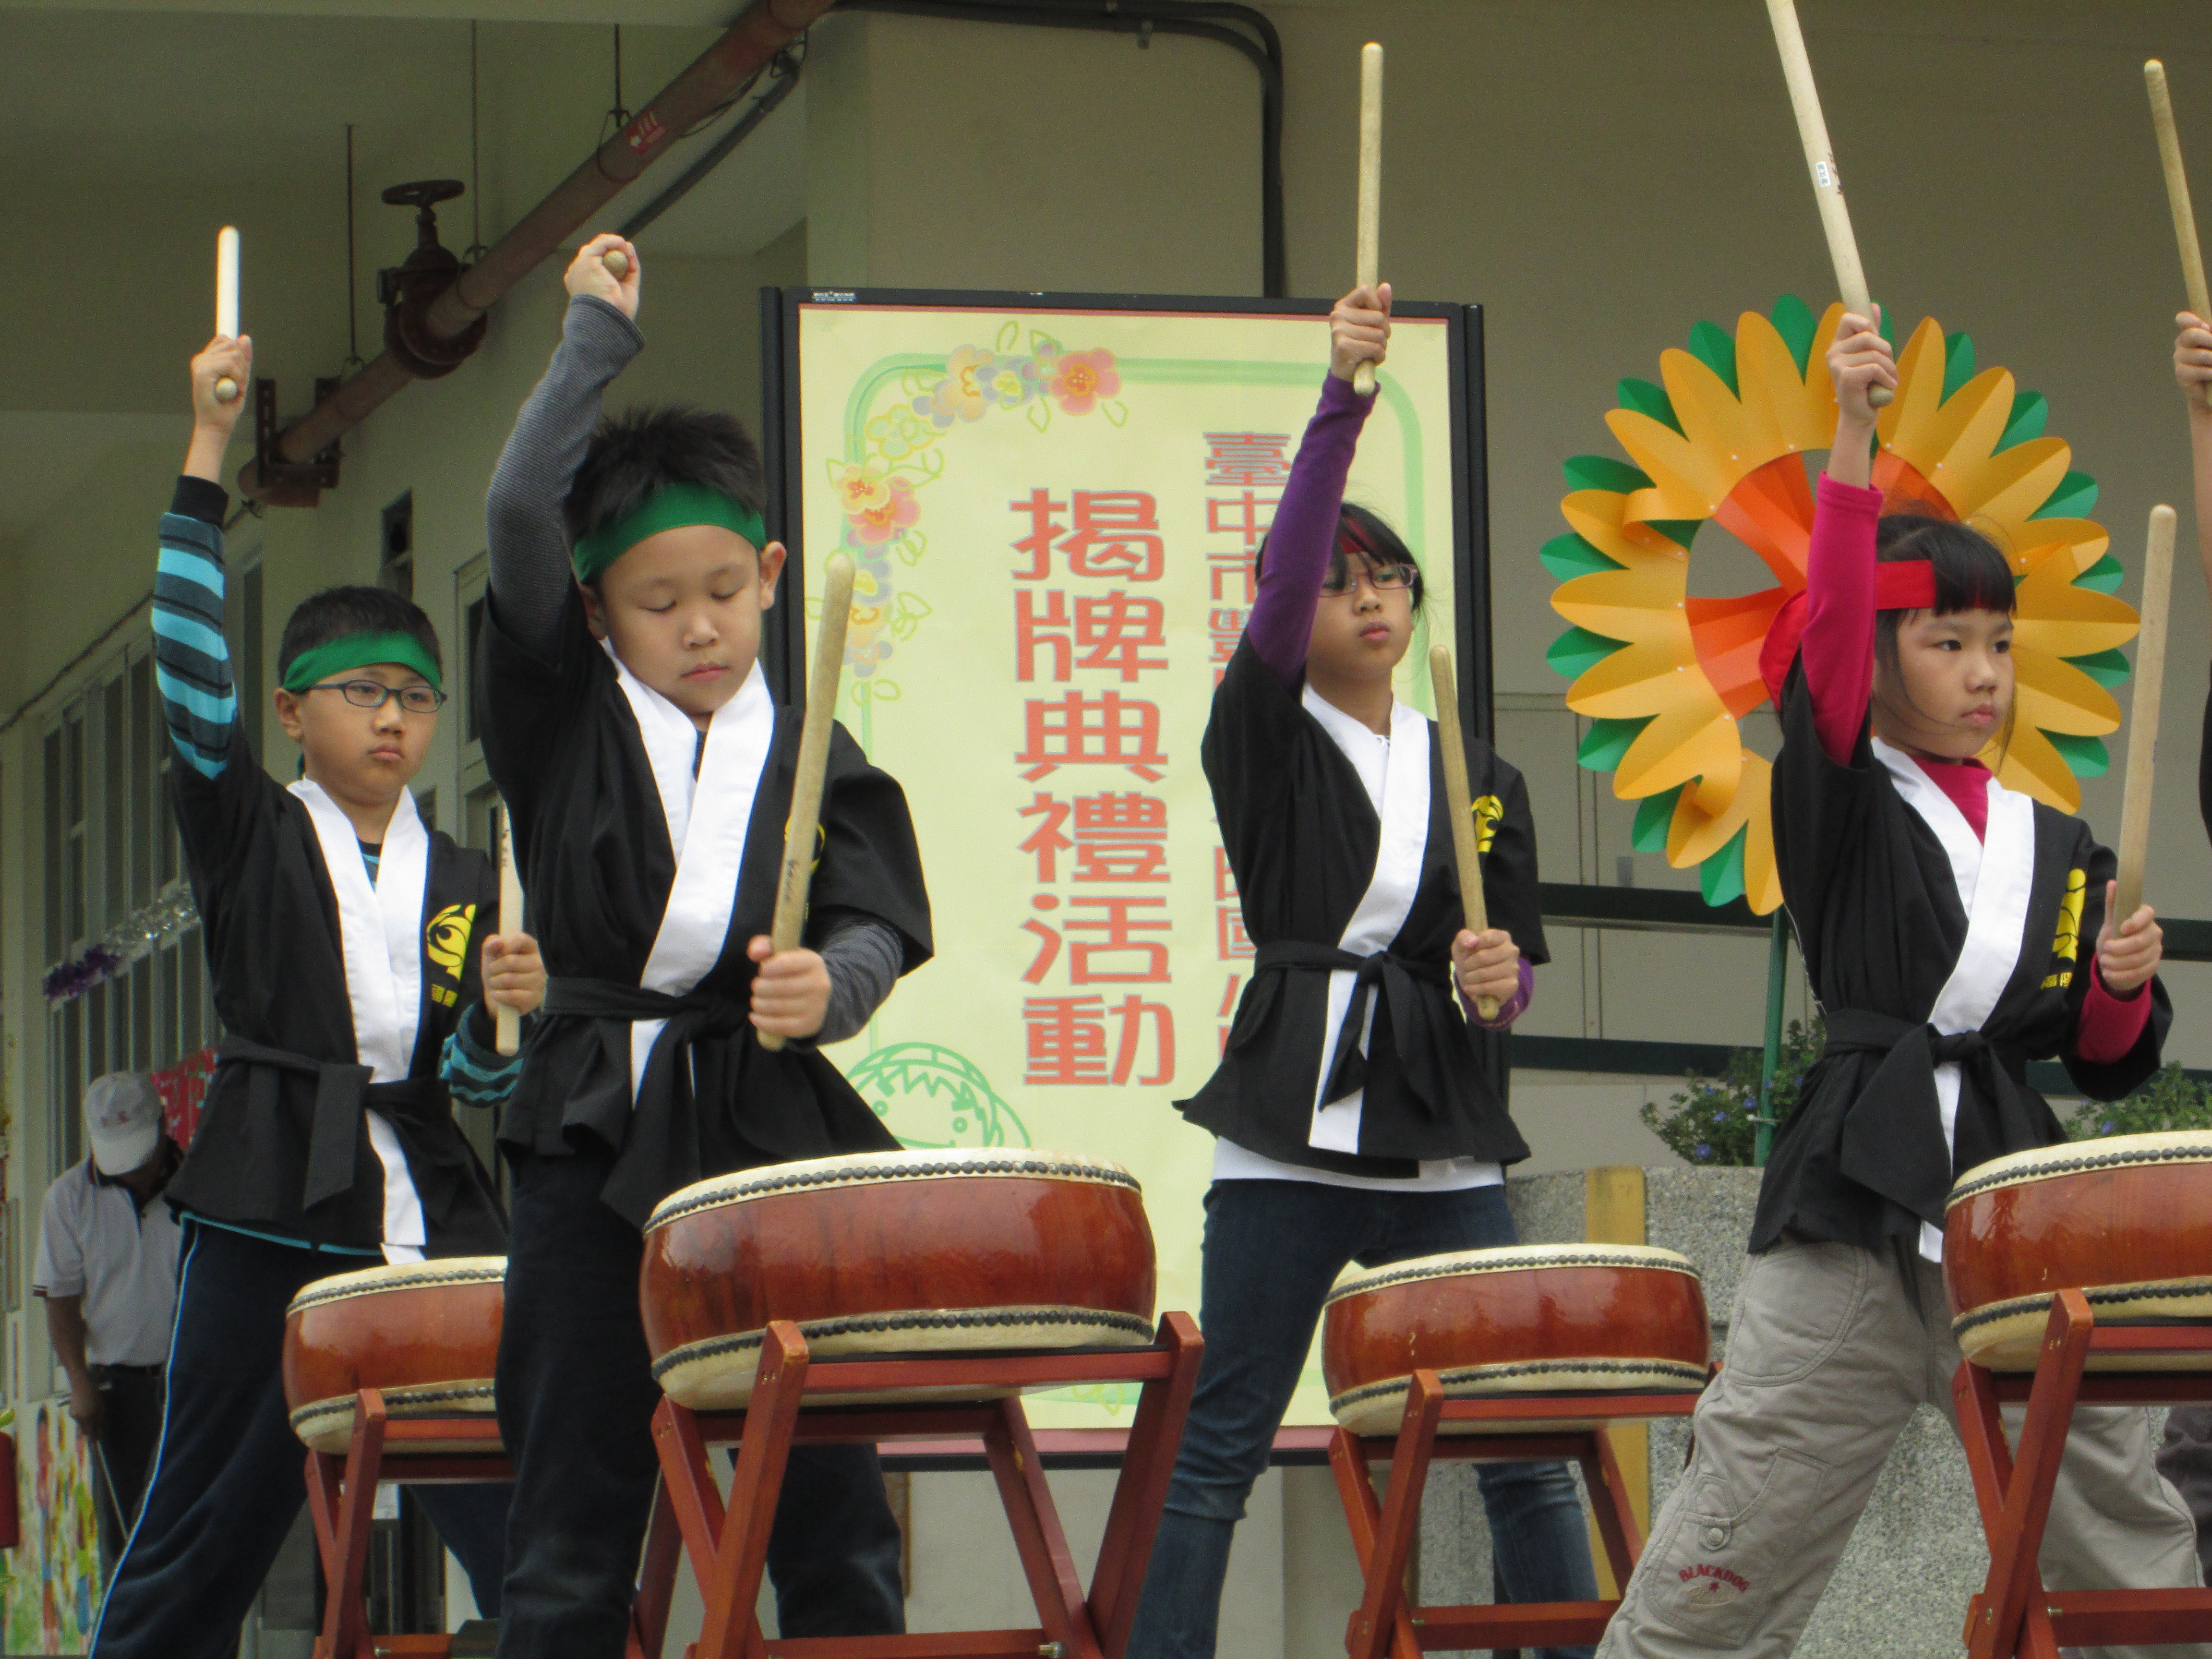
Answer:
[{"left": 240, "top": 0, "right": 837, "bottom": 499}]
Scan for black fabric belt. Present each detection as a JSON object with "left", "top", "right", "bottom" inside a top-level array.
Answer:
[
  {"left": 1820, "top": 1009, "right": 2032, "bottom": 1229},
  {"left": 1252, "top": 941, "right": 1450, "bottom": 1108},
  {"left": 215, "top": 1035, "right": 434, "bottom": 1213},
  {"left": 90, "top": 1363, "right": 164, "bottom": 1379},
  {"left": 541, "top": 975, "right": 754, "bottom": 1116}
]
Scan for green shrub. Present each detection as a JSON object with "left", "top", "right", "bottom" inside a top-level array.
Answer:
[
  {"left": 1640, "top": 1017, "right": 1825, "bottom": 1167},
  {"left": 2064, "top": 1063, "right": 2212, "bottom": 1140}
]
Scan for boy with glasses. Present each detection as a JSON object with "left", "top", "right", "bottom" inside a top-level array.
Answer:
[{"left": 92, "top": 329, "right": 548, "bottom": 1659}]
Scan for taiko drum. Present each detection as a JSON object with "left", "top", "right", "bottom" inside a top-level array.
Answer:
[
  {"left": 1321, "top": 1243, "right": 1711, "bottom": 1437},
  {"left": 281, "top": 1257, "right": 506, "bottom": 1455},
  {"left": 640, "top": 1149, "right": 1157, "bottom": 1410},
  {"left": 1947, "top": 1131, "right": 2212, "bottom": 1370}
]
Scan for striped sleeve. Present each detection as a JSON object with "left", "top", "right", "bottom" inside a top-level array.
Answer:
[
  {"left": 154, "top": 479, "right": 238, "bottom": 779},
  {"left": 440, "top": 1005, "right": 523, "bottom": 1108}
]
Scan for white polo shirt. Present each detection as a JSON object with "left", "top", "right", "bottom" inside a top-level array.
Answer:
[{"left": 32, "top": 1160, "right": 182, "bottom": 1368}]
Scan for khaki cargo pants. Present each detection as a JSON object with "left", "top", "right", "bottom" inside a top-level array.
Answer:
[{"left": 1596, "top": 1235, "right": 2206, "bottom": 1659}]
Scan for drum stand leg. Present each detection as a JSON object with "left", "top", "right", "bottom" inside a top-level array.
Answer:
[
  {"left": 626, "top": 1475, "right": 683, "bottom": 1659},
  {"left": 1577, "top": 1426, "right": 1646, "bottom": 1591},
  {"left": 1330, "top": 1372, "right": 1440, "bottom": 1659},
  {"left": 697, "top": 1321, "right": 809, "bottom": 1659},
  {"left": 307, "top": 1387, "right": 390, "bottom": 1659},
  {"left": 1086, "top": 1312, "right": 1203, "bottom": 1659},
  {"left": 1958, "top": 1289, "right": 2092, "bottom": 1659},
  {"left": 983, "top": 1397, "right": 1106, "bottom": 1659}
]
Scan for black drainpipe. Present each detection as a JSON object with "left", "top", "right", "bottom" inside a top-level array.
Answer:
[{"left": 835, "top": 0, "right": 1287, "bottom": 297}]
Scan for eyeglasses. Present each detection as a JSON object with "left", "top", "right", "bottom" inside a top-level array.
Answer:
[
  {"left": 306, "top": 679, "right": 448, "bottom": 713},
  {"left": 1319, "top": 559, "right": 1420, "bottom": 597}
]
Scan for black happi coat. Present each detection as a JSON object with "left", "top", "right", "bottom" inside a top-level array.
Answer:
[
  {"left": 1178, "top": 637, "right": 1548, "bottom": 1177},
  {"left": 478, "top": 588, "right": 933, "bottom": 1228},
  {"left": 1757, "top": 671, "right": 2168, "bottom": 1253},
  {"left": 165, "top": 724, "right": 508, "bottom": 1255}
]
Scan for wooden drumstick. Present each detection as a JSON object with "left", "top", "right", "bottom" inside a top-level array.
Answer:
[
  {"left": 758, "top": 552, "right": 858, "bottom": 1053},
  {"left": 1765, "top": 0, "right": 1891, "bottom": 407},
  {"left": 213, "top": 226, "right": 242, "bottom": 405},
  {"left": 2115, "top": 505, "right": 2177, "bottom": 921},
  {"left": 1430, "top": 646, "right": 1499, "bottom": 1021},
  {"left": 2147, "top": 60, "right": 2212, "bottom": 409},
  {"left": 495, "top": 801, "right": 524, "bottom": 1057},
  {"left": 1353, "top": 42, "right": 1384, "bottom": 398}
]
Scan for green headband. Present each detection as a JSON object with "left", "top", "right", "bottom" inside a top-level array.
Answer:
[
  {"left": 280, "top": 631, "right": 444, "bottom": 695},
  {"left": 570, "top": 483, "right": 767, "bottom": 584}
]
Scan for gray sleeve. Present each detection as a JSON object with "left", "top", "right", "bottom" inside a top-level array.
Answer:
[
  {"left": 485, "top": 293, "right": 647, "bottom": 659},
  {"left": 813, "top": 910, "right": 906, "bottom": 1046}
]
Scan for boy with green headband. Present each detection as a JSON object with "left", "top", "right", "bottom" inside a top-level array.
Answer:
[
  {"left": 478, "top": 233, "right": 932, "bottom": 1656},
  {"left": 93, "top": 330, "right": 547, "bottom": 1659}
]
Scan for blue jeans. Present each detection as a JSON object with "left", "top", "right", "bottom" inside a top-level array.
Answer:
[{"left": 1125, "top": 1178, "right": 1599, "bottom": 1659}]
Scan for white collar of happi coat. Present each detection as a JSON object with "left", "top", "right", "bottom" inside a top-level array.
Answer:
[
  {"left": 1300, "top": 685, "right": 1431, "bottom": 1151},
  {"left": 1872, "top": 738, "right": 2036, "bottom": 1262},
  {"left": 605, "top": 643, "right": 777, "bottom": 1103},
  {"left": 289, "top": 779, "right": 427, "bottom": 1083}
]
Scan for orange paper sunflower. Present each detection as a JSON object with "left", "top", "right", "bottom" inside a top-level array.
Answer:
[{"left": 1546, "top": 298, "right": 2137, "bottom": 916}]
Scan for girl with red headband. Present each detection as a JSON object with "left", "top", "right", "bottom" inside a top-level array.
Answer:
[
  {"left": 1596, "top": 312, "right": 2196, "bottom": 1659},
  {"left": 1123, "top": 284, "right": 1597, "bottom": 1659}
]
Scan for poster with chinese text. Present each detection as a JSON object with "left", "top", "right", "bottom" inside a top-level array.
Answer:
[{"left": 780, "top": 293, "right": 1480, "bottom": 1430}]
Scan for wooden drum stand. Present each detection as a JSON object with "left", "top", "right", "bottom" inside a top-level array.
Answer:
[
  {"left": 634, "top": 1150, "right": 1201, "bottom": 1659},
  {"left": 1947, "top": 1134, "right": 2212, "bottom": 1659},
  {"left": 1319, "top": 1244, "right": 1714, "bottom": 1659}
]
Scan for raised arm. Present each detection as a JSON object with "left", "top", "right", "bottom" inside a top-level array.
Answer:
[
  {"left": 1244, "top": 284, "right": 1390, "bottom": 689},
  {"left": 2176, "top": 313, "right": 2212, "bottom": 607},
  {"left": 2171, "top": 315, "right": 2212, "bottom": 852},
  {"left": 156, "top": 337, "right": 253, "bottom": 778},
  {"left": 1798, "top": 309, "right": 1896, "bottom": 764},
  {"left": 486, "top": 234, "right": 644, "bottom": 661}
]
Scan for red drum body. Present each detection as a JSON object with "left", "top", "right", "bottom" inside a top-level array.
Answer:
[
  {"left": 1947, "top": 1132, "right": 2212, "bottom": 1370},
  {"left": 1321, "top": 1244, "right": 1711, "bottom": 1437},
  {"left": 281, "top": 1257, "right": 506, "bottom": 1454},
  {"left": 641, "top": 1149, "right": 1157, "bottom": 1410}
]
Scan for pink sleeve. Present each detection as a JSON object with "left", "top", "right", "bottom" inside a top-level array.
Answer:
[
  {"left": 2073, "top": 957, "right": 2153, "bottom": 1066},
  {"left": 1800, "top": 475, "right": 1886, "bottom": 764}
]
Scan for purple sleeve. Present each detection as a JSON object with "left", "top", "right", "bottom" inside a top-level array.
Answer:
[
  {"left": 1464, "top": 958, "right": 1535, "bottom": 1029},
  {"left": 1245, "top": 374, "right": 1379, "bottom": 689}
]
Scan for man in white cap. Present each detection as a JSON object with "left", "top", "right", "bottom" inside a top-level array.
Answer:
[{"left": 33, "top": 1072, "right": 183, "bottom": 1565}]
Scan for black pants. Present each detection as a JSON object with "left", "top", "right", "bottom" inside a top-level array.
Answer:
[
  {"left": 92, "top": 1221, "right": 514, "bottom": 1659},
  {"left": 88, "top": 1365, "right": 166, "bottom": 1568},
  {"left": 494, "top": 1143, "right": 905, "bottom": 1659}
]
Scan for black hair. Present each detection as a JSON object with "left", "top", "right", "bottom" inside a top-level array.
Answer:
[
  {"left": 276, "top": 585, "right": 443, "bottom": 685},
  {"left": 1872, "top": 513, "right": 2018, "bottom": 750},
  {"left": 562, "top": 404, "right": 766, "bottom": 567},
  {"left": 1252, "top": 502, "right": 1426, "bottom": 609}
]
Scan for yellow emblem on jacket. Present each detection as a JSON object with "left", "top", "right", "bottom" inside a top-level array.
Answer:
[
  {"left": 2043, "top": 868, "right": 2085, "bottom": 991},
  {"left": 426, "top": 902, "right": 477, "bottom": 1007},
  {"left": 1471, "top": 794, "right": 1503, "bottom": 856}
]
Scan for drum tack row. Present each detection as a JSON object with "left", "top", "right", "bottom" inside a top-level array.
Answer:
[{"left": 276, "top": 1134, "right": 2212, "bottom": 1659}]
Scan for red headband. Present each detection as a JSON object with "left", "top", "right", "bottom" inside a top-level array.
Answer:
[{"left": 1757, "top": 559, "right": 1938, "bottom": 707}]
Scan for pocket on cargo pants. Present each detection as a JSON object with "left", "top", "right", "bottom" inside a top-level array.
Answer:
[{"left": 1644, "top": 1444, "right": 1831, "bottom": 1647}]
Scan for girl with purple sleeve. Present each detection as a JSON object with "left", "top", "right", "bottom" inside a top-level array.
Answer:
[{"left": 1122, "top": 286, "right": 1595, "bottom": 1659}]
